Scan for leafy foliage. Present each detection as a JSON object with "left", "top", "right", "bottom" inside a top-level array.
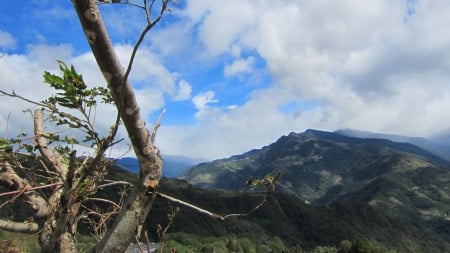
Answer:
[
  {"left": 41, "top": 60, "right": 114, "bottom": 148},
  {"left": 0, "top": 60, "right": 125, "bottom": 252}
]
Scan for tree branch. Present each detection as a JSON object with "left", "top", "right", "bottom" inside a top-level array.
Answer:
[
  {"left": 0, "top": 219, "right": 39, "bottom": 234},
  {"left": 33, "top": 109, "right": 67, "bottom": 177},
  {"left": 72, "top": 1, "right": 166, "bottom": 251},
  {"left": 156, "top": 192, "right": 268, "bottom": 222},
  {"left": 90, "top": 180, "right": 133, "bottom": 192},
  {"left": 0, "top": 162, "right": 51, "bottom": 218},
  {"left": 0, "top": 182, "right": 62, "bottom": 198},
  {"left": 0, "top": 90, "right": 48, "bottom": 108}
]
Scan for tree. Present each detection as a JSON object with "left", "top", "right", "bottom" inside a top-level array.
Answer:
[
  {"left": 0, "top": 1, "right": 272, "bottom": 252},
  {"left": 0, "top": 0, "right": 169, "bottom": 252}
]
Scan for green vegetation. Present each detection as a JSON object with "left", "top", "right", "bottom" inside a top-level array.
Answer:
[
  {"left": 2, "top": 130, "right": 450, "bottom": 252},
  {"left": 180, "top": 129, "right": 450, "bottom": 252},
  {"left": 0, "top": 230, "right": 39, "bottom": 253}
]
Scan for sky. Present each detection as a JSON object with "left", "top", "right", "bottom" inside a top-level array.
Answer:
[{"left": 1, "top": 0, "right": 450, "bottom": 160}]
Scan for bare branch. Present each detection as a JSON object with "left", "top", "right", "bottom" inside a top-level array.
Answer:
[
  {"left": 0, "top": 90, "right": 48, "bottom": 108},
  {"left": 0, "top": 218, "right": 39, "bottom": 233},
  {"left": 156, "top": 192, "right": 269, "bottom": 222},
  {"left": 84, "top": 197, "right": 122, "bottom": 210},
  {"left": 0, "top": 182, "right": 62, "bottom": 198},
  {"left": 0, "top": 162, "right": 51, "bottom": 217},
  {"left": 108, "top": 0, "right": 170, "bottom": 151},
  {"left": 134, "top": 235, "right": 145, "bottom": 253},
  {"left": 156, "top": 192, "right": 223, "bottom": 220},
  {"left": 157, "top": 204, "right": 178, "bottom": 252},
  {"left": 151, "top": 109, "right": 166, "bottom": 143},
  {"left": 90, "top": 180, "right": 133, "bottom": 192},
  {"left": 33, "top": 109, "right": 66, "bottom": 176},
  {"left": 222, "top": 195, "right": 268, "bottom": 220},
  {"left": 144, "top": 231, "right": 152, "bottom": 253}
]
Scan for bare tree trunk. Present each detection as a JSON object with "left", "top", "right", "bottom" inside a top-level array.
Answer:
[{"left": 72, "top": 1, "right": 163, "bottom": 252}]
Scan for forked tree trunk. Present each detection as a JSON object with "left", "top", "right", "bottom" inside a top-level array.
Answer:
[{"left": 72, "top": 1, "right": 163, "bottom": 252}]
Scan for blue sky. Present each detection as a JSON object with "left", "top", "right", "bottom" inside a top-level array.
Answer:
[{"left": 1, "top": 0, "right": 450, "bottom": 160}]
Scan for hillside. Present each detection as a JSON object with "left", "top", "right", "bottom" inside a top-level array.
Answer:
[
  {"left": 180, "top": 129, "right": 450, "bottom": 247},
  {"left": 2, "top": 159, "right": 449, "bottom": 252},
  {"left": 146, "top": 178, "right": 450, "bottom": 252}
]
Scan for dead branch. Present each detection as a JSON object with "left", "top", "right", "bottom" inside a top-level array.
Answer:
[
  {"left": 0, "top": 90, "right": 48, "bottom": 108},
  {"left": 158, "top": 205, "right": 179, "bottom": 253},
  {"left": 0, "top": 162, "right": 51, "bottom": 217},
  {"left": 144, "top": 231, "right": 152, "bottom": 253},
  {"left": 0, "top": 218, "right": 39, "bottom": 233},
  {"left": 83, "top": 197, "right": 122, "bottom": 210},
  {"left": 0, "top": 182, "right": 62, "bottom": 198},
  {"left": 33, "top": 109, "right": 66, "bottom": 176},
  {"left": 89, "top": 180, "right": 133, "bottom": 192},
  {"left": 151, "top": 109, "right": 166, "bottom": 143},
  {"left": 156, "top": 192, "right": 268, "bottom": 222},
  {"left": 156, "top": 192, "right": 223, "bottom": 220}
]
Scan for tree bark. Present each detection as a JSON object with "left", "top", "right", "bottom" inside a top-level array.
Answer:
[
  {"left": 0, "top": 163, "right": 50, "bottom": 219},
  {"left": 72, "top": 1, "right": 163, "bottom": 252},
  {"left": 0, "top": 219, "right": 39, "bottom": 233}
]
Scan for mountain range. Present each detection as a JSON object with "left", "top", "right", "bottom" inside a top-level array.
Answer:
[
  {"left": 3, "top": 129, "right": 450, "bottom": 252},
  {"left": 336, "top": 128, "right": 450, "bottom": 161},
  {"left": 178, "top": 129, "right": 450, "bottom": 251}
]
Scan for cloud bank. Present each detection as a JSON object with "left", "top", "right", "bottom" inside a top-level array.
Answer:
[{"left": 1, "top": 0, "right": 450, "bottom": 160}]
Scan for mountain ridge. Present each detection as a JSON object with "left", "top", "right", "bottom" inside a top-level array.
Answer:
[
  {"left": 180, "top": 129, "right": 450, "bottom": 224},
  {"left": 336, "top": 128, "right": 450, "bottom": 161}
]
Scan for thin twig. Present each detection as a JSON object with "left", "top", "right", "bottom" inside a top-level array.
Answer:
[
  {"left": 83, "top": 197, "right": 122, "bottom": 210},
  {"left": 109, "top": 0, "right": 170, "bottom": 148},
  {"left": 89, "top": 180, "right": 133, "bottom": 192},
  {"left": 144, "top": 231, "right": 152, "bottom": 253},
  {"left": 0, "top": 187, "right": 27, "bottom": 209},
  {"left": 0, "top": 182, "right": 63, "bottom": 198},
  {"left": 135, "top": 235, "right": 145, "bottom": 253},
  {"left": 151, "top": 109, "right": 166, "bottom": 142}
]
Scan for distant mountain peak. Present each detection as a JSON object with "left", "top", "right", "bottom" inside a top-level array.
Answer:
[
  {"left": 336, "top": 128, "right": 450, "bottom": 161},
  {"left": 180, "top": 128, "right": 450, "bottom": 225}
]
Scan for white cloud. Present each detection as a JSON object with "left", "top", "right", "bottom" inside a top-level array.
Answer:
[
  {"left": 149, "top": 0, "right": 450, "bottom": 159},
  {"left": 0, "top": 41, "right": 172, "bottom": 158},
  {"left": 173, "top": 80, "right": 192, "bottom": 101},
  {"left": 4, "top": 0, "right": 450, "bottom": 161},
  {"left": 224, "top": 56, "right": 255, "bottom": 77},
  {"left": 0, "top": 31, "right": 15, "bottom": 50},
  {"left": 191, "top": 91, "right": 220, "bottom": 120},
  {"left": 114, "top": 45, "right": 176, "bottom": 95},
  {"left": 192, "top": 91, "right": 218, "bottom": 110}
]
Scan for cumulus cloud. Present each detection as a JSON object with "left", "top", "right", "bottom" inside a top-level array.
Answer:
[
  {"left": 192, "top": 91, "right": 218, "bottom": 110},
  {"left": 173, "top": 80, "right": 192, "bottom": 101},
  {"left": 0, "top": 31, "right": 15, "bottom": 50},
  {"left": 224, "top": 56, "right": 255, "bottom": 77},
  {"left": 3, "top": 0, "right": 450, "bottom": 160},
  {"left": 151, "top": 0, "right": 450, "bottom": 159},
  {"left": 0, "top": 40, "right": 175, "bottom": 157},
  {"left": 113, "top": 45, "right": 176, "bottom": 94}
]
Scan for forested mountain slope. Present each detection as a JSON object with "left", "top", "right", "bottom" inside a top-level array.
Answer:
[{"left": 180, "top": 129, "right": 450, "bottom": 249}]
